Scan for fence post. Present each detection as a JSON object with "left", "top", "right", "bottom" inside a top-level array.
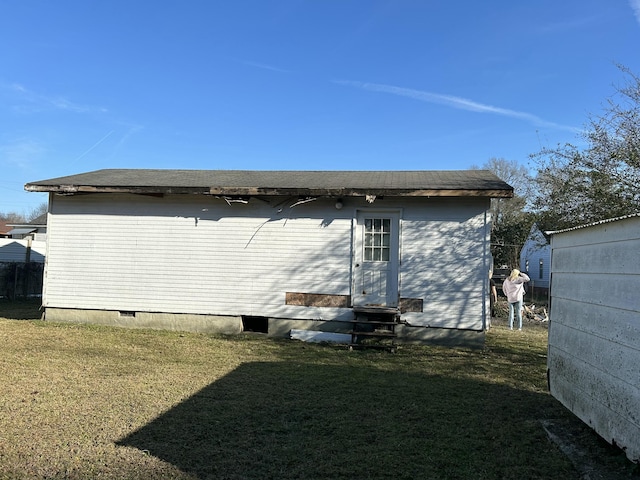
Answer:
[
  {"left": 13, "top": 264, "right": 18, "bottom": 300},
  {"left": 23, "top": 237, "right": 32, "bottom": 297}
]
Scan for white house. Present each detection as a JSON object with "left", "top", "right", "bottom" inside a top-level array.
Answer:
[
  {"left": 519, "top": 223, "right": 551, "bottom": 292},
  {"left": 0, "top": 239, "right": 46, "bottom": 263},
  {"left": 26, "top": 169, "right": 513, "bottom": 347},
  {"left": 6, "top": 213, "right": 48, "bottom": 241},
  {"left": 1, "top": 214, "right": 48, "bottom": 263},
  {"left": 547, "top": 214, "right": 640, "bottom": 464}
]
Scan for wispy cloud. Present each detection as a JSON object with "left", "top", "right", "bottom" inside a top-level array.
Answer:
[
  {"left": 113, "top": 123, "right": 144, "bottom": 150},
  {"left": 5, "top": 83, "right": 107, "bottom": 114},
  {"left": 335, "top": 80, "right": 580, "bottom": 133},
  {"left": 536, "top": 15, "right": 599, "bottom": 34},
  {"left": 631, "top": 0, "right": 640, "bottom": 25},
  {"left": 0, "top": 138, "right": 45, "bottom": 170},
  {"left": 237, "top": 60, "right": 291, "bottom": 74},
  {"left": 71, "top": 130, "right": 115, "bottom": 164}
]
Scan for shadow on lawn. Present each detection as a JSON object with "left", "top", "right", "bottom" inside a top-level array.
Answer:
[
  {"left": 117, "top": 361, "right": 574, "bottom": 480},
  {"left": 0, "top": 298, "right": 42, "bottom": 320}
]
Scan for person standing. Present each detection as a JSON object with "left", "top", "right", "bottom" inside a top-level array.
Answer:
[{"left": 502, "top": 269, "right": 530, "bottom": 330}]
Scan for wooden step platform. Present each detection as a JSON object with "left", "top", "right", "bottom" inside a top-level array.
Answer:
[{"left": 348, "top": 306, "right": 400, "bottom": 352}]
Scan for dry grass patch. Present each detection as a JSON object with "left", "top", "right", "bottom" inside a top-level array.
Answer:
[{"left": 0, "top": 300, "right": 636, "bottom": 479}]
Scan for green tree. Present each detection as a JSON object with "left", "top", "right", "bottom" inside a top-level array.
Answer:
[{"left": 532, "top": 66, "right": 640, "bottom": 231}]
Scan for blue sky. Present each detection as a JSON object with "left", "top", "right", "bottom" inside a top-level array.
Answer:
[{"left": 2, "top": 0, "right": 640, "bottom": 214}]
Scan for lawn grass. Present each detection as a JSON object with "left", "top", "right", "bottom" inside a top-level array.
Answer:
[{"left": 0, "top": 299, "right": 636, "bottom": 479}]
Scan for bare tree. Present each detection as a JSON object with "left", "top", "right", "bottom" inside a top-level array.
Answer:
[
  {"left": 0, "top": 202, "right": 47, "bottom": 224},
  {"left": 471, "top": 158, "right": 534, "bottom": 268},
  {"left": 27, "top": 202, "right": 48, "bottom": 221},
  {"left": 532, "top": 65, "right": 640, "bottom": 230},
  {"left": 0, "top": 211, "right": 27, "bottom": 223}
]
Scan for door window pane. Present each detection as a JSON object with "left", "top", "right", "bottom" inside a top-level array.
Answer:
[
  {"left": 364, "top": 217, "right": 391, "bottom": 262},
  {"left": 365, "top": 233, "right": 372, "bottom": 246}
]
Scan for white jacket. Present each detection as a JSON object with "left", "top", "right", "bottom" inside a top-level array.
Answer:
[{"left": 502, "top": 273, "right": 530, "bottom": 303}]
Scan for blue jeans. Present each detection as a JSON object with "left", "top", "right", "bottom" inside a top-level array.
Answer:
[{"left": 508, "top": 300, "right": 523, "bottom": 329}]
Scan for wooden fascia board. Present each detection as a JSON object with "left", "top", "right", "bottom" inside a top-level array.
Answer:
[
  {"left": 207, "top": 187, "right": 513, "bottom": 198},
  {"left": 26, "top": 184, "right": 513, "bottom": 198},
  {"left": 26, "top": 185, "right": 211, "bottom": 195}
]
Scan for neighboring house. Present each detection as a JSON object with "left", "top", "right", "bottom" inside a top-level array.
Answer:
[
  {"left": 0, "top": 239, "right": 46, "bottom": 263},
  {"left": 6, "top": 213, "right": 48, "bottom": 241},
  {"left": 519, "top": 223, "right": 551, "bottom": 292},
  {"left": 547, "top": 214, "right": 640, "bottom": 464},
  {"left": 1, "top": 215, "right": 47, "bottom": 264},
  {"left": 26, "top": 169, "right": 513, "bottom": 347},
  {"left": 0, "top": 215, "right": 47, "bottom": 298},
  {"left": 0, "top": 220, "right": 10, "bottom": 238}
]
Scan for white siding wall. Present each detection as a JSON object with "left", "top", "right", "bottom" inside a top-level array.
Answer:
[
  {"left": 46, "top": 194, "right": 354, "bottom": 320},
  {"left": 548, "top": 216, "right": 640, "bottom": 463},
  {"left": 45, "top": 194, "right": 491, "bottom": 330},
  {"left": 400, "top": 198, "right": 490, "bottom": 330}
]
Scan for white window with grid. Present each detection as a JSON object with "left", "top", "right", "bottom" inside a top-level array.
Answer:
[{"left": 364, "top": 218, "right": 391, "bottom": 262}]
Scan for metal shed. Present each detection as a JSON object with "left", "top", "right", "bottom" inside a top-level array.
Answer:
[{"left": 548, "top": 214, "right": 640, "bottom": 463}]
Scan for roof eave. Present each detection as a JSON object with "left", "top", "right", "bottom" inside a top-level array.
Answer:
[
  {"left": 26, "top": 184, "right": 513, "bottom": 198},
  {"left": 208, "top": 187, "right": 513, "bottom": 198}
]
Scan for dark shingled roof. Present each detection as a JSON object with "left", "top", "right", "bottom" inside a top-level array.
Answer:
[{"left": 25, "top": 169, "right": 513, "bottom": 198}]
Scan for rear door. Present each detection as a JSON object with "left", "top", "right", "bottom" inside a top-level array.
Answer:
[{"left": 353, "top": 210, "right": 400, "bottom": 307}]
